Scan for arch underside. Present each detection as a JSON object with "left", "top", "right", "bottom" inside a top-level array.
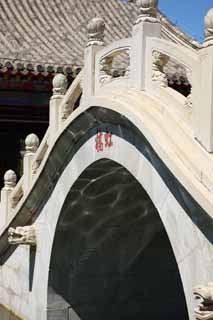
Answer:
[{"left": 48, "top": 159, "right": 189, "bottom": 320}]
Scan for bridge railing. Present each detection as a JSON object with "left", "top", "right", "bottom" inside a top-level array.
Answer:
[
  {"left": 84, "top": 16, "right": 196, "bottom": 122},
  {"left": 31, "top": 129, "right": 50, "bottom": 178},
  {"left": 144, "top": 37, "right": 199, "bottom": 130},
  {"left": 145, "top": 37, "right": 197, "bottom": 92},
  {"left": 10, "top": 177, "right": 24, "bottom": 211},
  {"left": 83, "top": 9, "right": 213, "bottom": 153},
  {"left": 0, "top": 72, "right": 83, "bottom": 231},
  {"left": 59, "top": 70, "right": 82, "bottom": 125},
  {"left": 49, "top": 71, "right": 81, "bottom": 143},
  {"left": 95, "top": 38, "right": 132, "bottom": 91}
]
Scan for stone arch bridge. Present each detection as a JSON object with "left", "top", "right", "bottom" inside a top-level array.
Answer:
[{"left": 0, "top": 3, "right": 213, "bottom": 320}]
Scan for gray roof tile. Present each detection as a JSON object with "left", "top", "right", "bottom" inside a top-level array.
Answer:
[{"left": 0, "top": 0, "right": 199, "bottom": 73}]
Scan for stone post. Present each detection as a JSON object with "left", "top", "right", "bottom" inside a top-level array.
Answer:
[
  {"left": 194, "top": 8, "right": 213, "bottom": 152},
  {"left": 0, "top": 170, "right": 17, "bottom": 226},
  {"left": 130, "top": 0, "right": 161, "bottom": 90},
  {"left": 83, "top": 17, "right": 105, "bottom": 100},
  {"left": 23, "top": 134, "right": 39, "bottom": 193},
  {"left": 49, "top": 73, "right": 68, "bottom": 142}
]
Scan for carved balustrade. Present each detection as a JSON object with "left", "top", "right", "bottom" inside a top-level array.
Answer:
[
  {"left": 60, "top": 70, "right": 83, "bottom": 123},
  {"left": 145, "top": 37, "right": 197, "bottom": 92},
  {"left": 95, "top": 39, "right": 132, "bottom": 91},
  {"left": 0, "top": 71, "right": 83, "bottom": 229},
  {"left": 9, "top": 177, "right": 24, "bottom": 211},
  {"left": 143, "top": 37, "right": 199, "bottom": 132},
  {"left": 32, "top": 130, "right": 50, "bottom": 177}
]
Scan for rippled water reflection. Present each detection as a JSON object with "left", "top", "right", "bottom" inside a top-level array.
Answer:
[{"left": 48, "top": 159, "right": 188, "bottom": 320}]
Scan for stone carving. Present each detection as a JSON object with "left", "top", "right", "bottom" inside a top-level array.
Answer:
[
  {"left": 87, "top": 17, "right": 105, "bottom": 46},
  {"left": 8, "top": 225, "right": 36, "bottom": 246},
  {"left": 25, "top": 133, "right": 39, "bottom": 153},
  {"left": 52, "top": 73, "right": 68, "bottom": 95},
  {"left": 99, "top": 57, "right": 113, "bottom": 84},
  {"left": 135, "top": 0, "right": 159, "bottom": 24},
  {"left": 10, "top": 188, "right": 24, "bottom": 209},
  {"left": 185, "top": 92, "right": 192, "bottom": 109},
  {"left": 194, "top": 283, "right": 213, "bottom": 320},
  {"left": 152, "top": 51, "right": 169, "bottom": 87},
  {"left": 32, "top": 159, "right": 42, "bottom": 176},
  {"left": 61, "top": 102, "right": 72, "bottom": 121},
  {"left": 124, "top": 49, "right": 131, "bottom": 78},
  {"left": 204, "top": 9, "right": 213, "bottom": 45},
  {"left": 184, "top": 70, "right": 192, "bottom": 109},
  {"left": 99, "top": 50, "right": 131, "bottom": 85},
  {"left": 3, "top": 170, "right": 17, "bottom": 189},
  {"left": 80, "top": 70, "right": 84, "bottom": 89}
]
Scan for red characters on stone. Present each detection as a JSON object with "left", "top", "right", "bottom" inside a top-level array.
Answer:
[
  {"left": 95, "top": 131, "right": 113, "bottom": 152},
  {"left": 104, "top": 132, "right": 113, "bottom": 148},
  {"left": 95, "top": 132, "right": 104, "bottom": 152}
]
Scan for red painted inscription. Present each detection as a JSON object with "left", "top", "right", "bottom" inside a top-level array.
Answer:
[{"left": 95, "top": 132, "right": 113, "bottom": 152}]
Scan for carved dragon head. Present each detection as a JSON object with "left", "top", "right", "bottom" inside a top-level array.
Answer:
[
  {"left": 8, "top": 226, "right": 36, "bottom": 246},
  {"left": 194, "top": 284, "right": 213, "bottom": 320}
]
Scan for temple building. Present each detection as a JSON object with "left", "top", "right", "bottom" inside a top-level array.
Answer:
[{"left": 0, "top": 0, "right": 194, "bottom": 187}]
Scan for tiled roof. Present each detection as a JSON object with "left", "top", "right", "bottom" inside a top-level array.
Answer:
[{"left": 0, "top": 0, "right": 200, "bottom": 74}]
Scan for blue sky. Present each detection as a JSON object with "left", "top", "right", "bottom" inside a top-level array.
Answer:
[
  {"left": 120, "top": 0, "right": 212, "bottom": 42},
  {"left": 159, "top": 0, "right": 212, "bottom": 42}
]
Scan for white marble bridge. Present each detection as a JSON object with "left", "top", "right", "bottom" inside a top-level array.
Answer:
[{"left": 0, "top": 1, "right": 213, "bottom": 320}]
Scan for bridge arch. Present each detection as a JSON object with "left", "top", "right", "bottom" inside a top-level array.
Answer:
[
  {"left": 47, "top": 158, "right": 189, "bottom": 320},
  {"left": 28, "top": 105, "right": 212, "bottom": 320}
]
